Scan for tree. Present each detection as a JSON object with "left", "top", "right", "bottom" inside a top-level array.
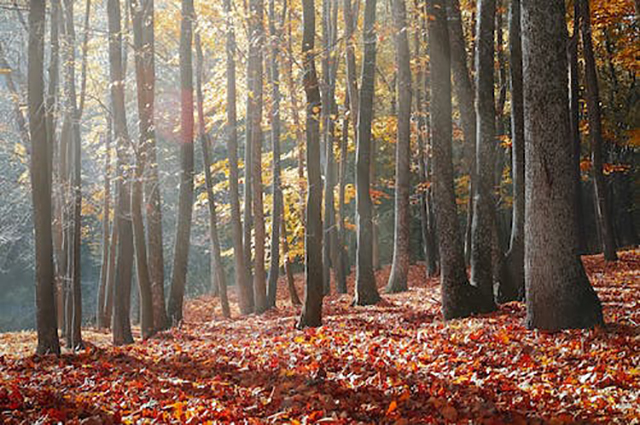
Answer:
[
  {"left": 497, "top": 0, "right": 524, "bottom": 302},
  {"left": 29, "top": 0, "right": 61, "bottom": 356},
  {"left": 195, "top": 31, "right": 230, "bottom": 318},
  {"left": 521, "top": 0, "right": 603, "bottom": 330},
  {"left": 578, "top": 0, "right": 618, "bottom": 262},
  {"left": 385, "top": 0, "right": 411, "bottom": 293},
  {"left": 97, "top": 128, "right": 111, "bottom": 329},
  {"left": 446, "top": 0, "right": 477, "bottom": 264},
  {"left": 168, "top": 0, "right": 196, "bottom": 326},
  {"left": 139, "top": 0, "right": 169, "bottom": 332},
  {"left": 297, "top": 0, "right": 324, "bottom": 328},
  {"left": 224, "top": 0, "right": 253, "bottom": 315},
  {"left": 248, "top": 0, "right": 268, "bottom": 314},
  {"left": 354, "top": 0, "right": 381, "bottom": 306},
  {"left": 568, "top": 0, "right": 586, "bottom": 254},
  {"left": 130, "top": 0, "right": 156, "bottom": 339},
  {"left": 428, "top": 0, "right": 478, "bottom": 320},
  {"left": 266, "top": 0, "right": 283, "bottom": 309},
  {"left": 470, "top": 0, "right": 497, "bottom": 313},
  {"left": 108, "top": 0, "right": 135, "bottom": 345}
]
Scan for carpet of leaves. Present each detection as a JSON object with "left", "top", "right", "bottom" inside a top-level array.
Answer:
[{"left": 0, "top": 250, "right": 638, "bottom": 424}]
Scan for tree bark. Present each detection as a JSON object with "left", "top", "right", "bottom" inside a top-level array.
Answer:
[
  {"left": 568, "top": 0, "right": 586, "bottom": 254},
  {"left": 354, "top": 0, "right": 381, "bottom": 306},
  {"left": 97, "top": 128, "right": 111, "bottom": 329},
  {"left": 497, "top": 0, "right": 525, "bottom": 303},
  {"left": 137, "top": 0, "right": 168, "bottom": 332},
  {"left": 267, "top": 0, "right": 283, "bottom": 309},
  {"left": 168, "top": 0, "right": 196, "bottom": 325},
  {"left": 29, "top": 0, "right": 61, "bottom": 355},
  {"left": 195, "top": 33, "right": 231, "bottom": 318},
  {"left": 297, "top": 0, "right": 324, "bottom": 328},
  {"left": 386, "top": 0, "right": 411, "bottom": 293},
  {"left": 62, "top": 0, "right": 84, "bottom": 349},
  {"left": 428, "top": 0, "right": 479, "bottom": 320},
  {"left": 522, "top": 0, "right": 603, "bottom": 330},
  {"left": 247, "top": 0, "right": 268, "bottom": 314},
  {"left": 446, "top": 0, "right": 476, "bottom": 265},
  {"left": 108, "top": 0, "right": 135, "bottom": 345},
  {"left": 470, "top": 0, "right": 498, "bottom": 312},
  {"left": 578, "top": 0, "right": 618, "bottom": 261},
  {"left": 130, "top": 0, "right": 156, "bottom": 339}
]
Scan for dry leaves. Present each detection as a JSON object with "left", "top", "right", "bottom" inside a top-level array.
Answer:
[{"left": 0, "top": 250, "right": 638, "bottom": 424}]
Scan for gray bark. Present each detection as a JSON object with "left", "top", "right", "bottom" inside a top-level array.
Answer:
[
  {"left": 522, "top": 0, "right": 603, "bottom": 330},
  {"left": 29, "top": 0, "right": 61, "bottom": 355},
  {"left": 386, "top": 0, "right": 411, "bottom": 293}
]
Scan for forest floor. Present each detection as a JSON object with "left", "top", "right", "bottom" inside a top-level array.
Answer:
[{"left": 0, "top": 250, "right": 638, "bottom": 424}]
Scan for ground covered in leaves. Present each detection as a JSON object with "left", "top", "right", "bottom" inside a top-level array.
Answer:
[{"left": 1, "top": 250, "right": 638, "bottom": 424}]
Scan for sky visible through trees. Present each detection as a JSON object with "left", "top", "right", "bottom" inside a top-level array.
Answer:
[{"left": 0, "top": 0, "right": 638, "bottom": 422}]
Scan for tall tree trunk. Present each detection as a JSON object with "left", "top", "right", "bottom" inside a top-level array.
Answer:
[
  {"left": 446, "top": 0, "right": 476, "bottom": 264},
  {"left": 129, "top": 0, "right": 155, "bottom": 339},
  {"left": 496, "top": 0, "right": 524, "bottom": 303},
  {"left": 470, "top": 0, "right": 498, "bottom": 313},
  {"left": 168, "top": 0, "right": 196, "bottom": 325},
  {"left": 195, "top": 33, "right": 231, "bottom": 318},
  {"left": 336, "top": 95, "right": 350, "bottom": 294},
  {"left": 97, "top": 127, "right": 111, "bottom": 329},
  {"left": 568, "top": 0, "right": 586, "bottom": 254},
  {"left": 29, "top": 0, "right": 61, "bottom": 356},
  {"left": 108, "top": 0, "right": 135, "bottom": 345},
  {"left": 354, "top": 0, "right": 381, "bottom": 306},
  {"left": 522, "top": 0, "right": 603, "bottom": 330},
  {"left": 428, "top": 0, "right": 479, "bottom": 320},
  {"left": 247, "top": 0, "right": 268, "bottom": 314},
  {"left": 386, "top": 0, "right": 411, "bottom": 293},
  {"left": 297, "top": 0, "right": 324, "bottom": 328},
  {"left": 266, "top": 0, "right": 283, "bottom": 309},
  {"left": 420, "top": 5, "right": 439, "bottom": 277},
  {"left": 62, "top": 0, "right": 84, "bottom": 349},
  {"left": 104, "top": 202, "right": 119, "bottom": 328},
  {"left": 579, "top": 0, "right": 618, "bottom": 261},
  {"left": 138, "top": 0, "right": 168, "bottom": 332},
  {"left": 224, "top": 0, "right": 253, "bottom": 315}
]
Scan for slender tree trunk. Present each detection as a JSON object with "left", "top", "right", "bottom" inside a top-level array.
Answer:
[
  {"left": 386, "top": 0, "right": 411, "bottom": 293},
  {"left": 224, "top": 0, "right": 252, "bottom": 315},
  {"left": 195, "top": 33, "right": 231, "bottom": 318},
  {"left": 336, "top": 96, "right": 350, "bottom": 294},
  {"left": 497, "top": 0, "right": 524, "bottom": 303},
  {"left": 247, "top": 0, "right": 268, "bottom": 314},
  {"left": 104, "top": 203, "right": 118, "bottom": 328},
  {"left": 428, "top": 0, "right": 479, "bottom": 320},
  {"left": 579, "top": 0, "right": 617, "bottom": 261},
  {"left": 137, "top": 0, "right": 168, "bottom": 332},
  {"left": 446, "top": 0, "right": 476, "bottom": 265},
  {"left": 97, "top": 128, "right": 111, "bottom": 329},
  {"left": 129, "top": 0, "right": 155, "bottom": 339},
  {"left": 569, "top": 0, "right": 586, "bottom": 254},
  {"left": 62, "top": 0, "right": 84, "bottom": 349},
  {"left": 281, "top": 211, "right": 302, "bottom": 305},
  {"left": 297, "top": 0, "right": 324, "bottom": 327},
  {"left": 168, "top": 0, "right": 196, "bottom": 325},
  {"left": 108, "top": 0, "right": 135, "bottom": 345},
  {"left": 522, "top": 0, "right": 603, "bottom": 330},
  {"left": 354, "top": 0, "right": 381, "bottom": 306},
  {"left": 284, "top": 6, "right": 307, "bottom": 229},
  {"left": 29, "top": 0, "right": 61, "bottom": 356},
  {"left": 267, "top": 0, "right": 283, "bottom": 308},
  {"left": 470, "top": 0, "right": 497, "bottom": 312}
]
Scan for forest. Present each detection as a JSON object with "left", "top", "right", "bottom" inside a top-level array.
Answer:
[{"left": 0, "top": 0, "right": 638, "bottom": 422}]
